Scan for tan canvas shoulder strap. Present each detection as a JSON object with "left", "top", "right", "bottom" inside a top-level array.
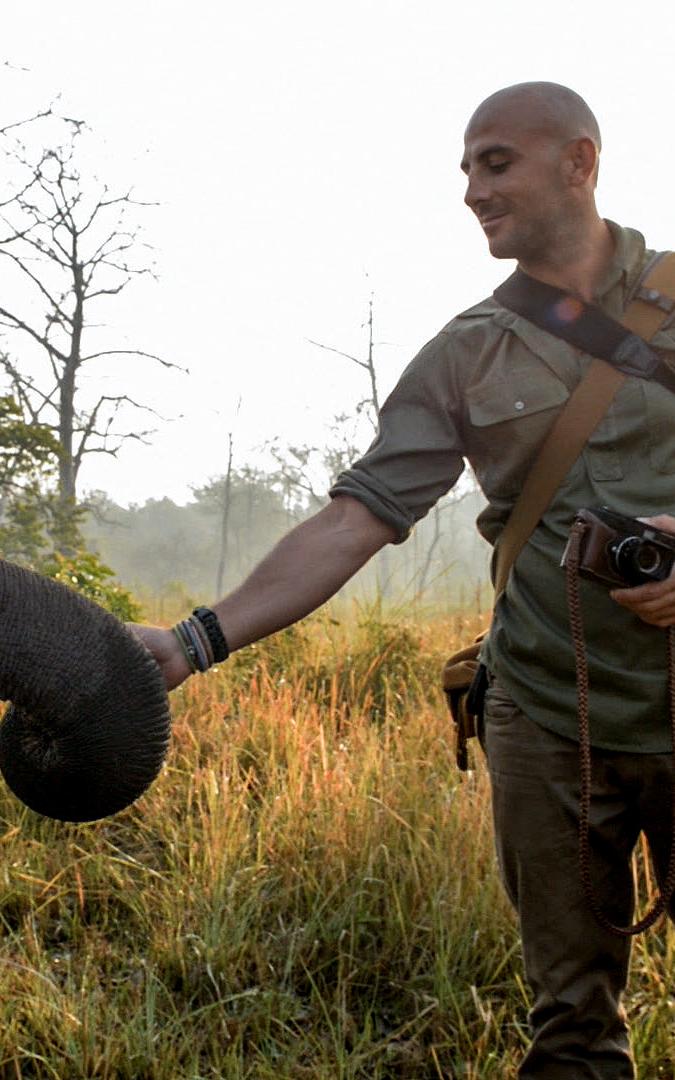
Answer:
[
  {"left": 623, "top": 252, "right": 675, "bottom": 338},
  {"left": 492, "top": 251, "right": 675, "bottom": 597}
]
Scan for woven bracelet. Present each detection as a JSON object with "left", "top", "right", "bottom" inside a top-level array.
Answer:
[
  {"left": 191, "top": 607, "right": 230, "bottom": 664},
  {"left": 182, "top": 618, "right": 211, "bottom": 672},
  {"left": 188, "top": 616, "right": 214, "bottom": 667},
  {"left": 172, "top": 624, "right": 200, "bottom": 674}
]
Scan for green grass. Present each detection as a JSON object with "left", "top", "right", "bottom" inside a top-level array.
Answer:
[{"left": 0, "top": 605, "right": 671, "bottom": 1078}]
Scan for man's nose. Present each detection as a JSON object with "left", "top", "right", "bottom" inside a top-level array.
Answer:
[{"left": 464, "top": 172, "right": 490, "bottom": 211}]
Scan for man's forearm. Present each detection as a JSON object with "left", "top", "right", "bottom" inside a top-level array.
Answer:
[
  {"left": 211, "top": 495, "right": 395, "bottom": 651},
  {"left": 130, "top": 495, "right": 396, "bottom": 689}
]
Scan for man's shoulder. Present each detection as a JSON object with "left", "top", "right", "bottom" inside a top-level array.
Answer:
[
  {"left": 427, "top": 296, "right": 500, "bottom": 349},
  {"left": 399, "top": 295, "right": 502, "bottom": 387},
  {"left": 453, "top": 295, "right": 501, "bottom": 322}
]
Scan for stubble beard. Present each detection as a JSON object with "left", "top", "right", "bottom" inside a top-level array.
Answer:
[
  {"left": 488, "top": 202, "right": 579, "bottom": 269},
  {"left": 486, "top": 217, "right": 548, "bottom": 262}
]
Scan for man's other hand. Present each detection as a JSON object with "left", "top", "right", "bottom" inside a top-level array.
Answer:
[
  {"left": 610, "top": 514, "right": 675, "bottom": 628},
  {"left": 128, "top": 624, "right": 193, "bottom": 690}
]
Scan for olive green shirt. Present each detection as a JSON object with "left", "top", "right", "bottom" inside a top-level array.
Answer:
[{"left": 330, "top": 221, "right": 675, "bottom": 751}]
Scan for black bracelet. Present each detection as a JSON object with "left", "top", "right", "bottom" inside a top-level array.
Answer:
[{"left": 191, "top": 607, "right": 230, "bottom": 663}]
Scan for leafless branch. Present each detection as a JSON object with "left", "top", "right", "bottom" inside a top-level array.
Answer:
[
  {"left": 0, "top": 307, "right": 68, "bottom": 361},
  {"left": 0, "top": 104, "right": 52, "bottom": 136},
  {"left": 80, "top": 349, "right": 186, "bottom": 373},
  {"left": 306, "top": 338, "right": 370, "bottom": 371},
  {"left": 0, "top": 248, "right": 73, "bottom": 323}
]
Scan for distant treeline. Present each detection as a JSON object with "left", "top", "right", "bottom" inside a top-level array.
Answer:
[{"left": 83, "top": 468, "right": 491, "bottom": 615}]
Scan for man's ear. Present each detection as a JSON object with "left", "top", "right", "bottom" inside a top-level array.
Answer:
[{"left": 564, "top": 136, "right": 599, "bottom": 187}]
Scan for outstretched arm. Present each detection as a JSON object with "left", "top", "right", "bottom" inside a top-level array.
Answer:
[{"left": 131, "top": 494, "right": 397, "bottom": 689}]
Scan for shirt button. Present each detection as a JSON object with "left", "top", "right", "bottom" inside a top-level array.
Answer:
[{"left": 514, "top": 400, "right": 525, "bottom": 411}]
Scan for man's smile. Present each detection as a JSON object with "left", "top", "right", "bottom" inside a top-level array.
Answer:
[{"left": 479, "top": 212, "right": 509, "bottom": 232}]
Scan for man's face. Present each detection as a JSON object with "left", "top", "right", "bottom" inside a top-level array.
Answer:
[{"left": 461, "top": 111, "right": 572, "bottom": 263}]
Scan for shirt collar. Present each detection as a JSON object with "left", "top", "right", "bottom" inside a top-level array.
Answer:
[{"left": 596, "top": 219, "right": 647, "bottom": 302}]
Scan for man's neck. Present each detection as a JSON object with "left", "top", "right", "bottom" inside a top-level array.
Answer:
[{"left": 518, "top": 217, "right": 615, "bottom": 303}]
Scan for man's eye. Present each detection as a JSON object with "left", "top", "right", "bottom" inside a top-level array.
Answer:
[{"left": 489, "top": 161, "right": 509, "bottom": 174}]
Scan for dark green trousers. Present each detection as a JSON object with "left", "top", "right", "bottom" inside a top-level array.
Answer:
[{"left": 482, "top": 676, "right": 675, "bottom": 1080}]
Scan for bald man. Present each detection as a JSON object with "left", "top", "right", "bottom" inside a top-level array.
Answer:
[{"left": 136, "top": 83, "right": 675, "bottom": 1078}]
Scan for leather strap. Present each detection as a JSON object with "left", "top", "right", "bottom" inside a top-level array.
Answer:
[
  {"left": 624, "top": 253, "right": 675, "bottom": 339},
  {"left": 494, "top": 270, "right": 660, "bottom": 379},
  {"left": 492, "top": 251, "right": 675, "bottom": 597}
]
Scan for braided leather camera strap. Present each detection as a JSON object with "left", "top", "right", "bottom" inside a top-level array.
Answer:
[{"left": 565, "top": 521, "right": 675, "bottom": 936}]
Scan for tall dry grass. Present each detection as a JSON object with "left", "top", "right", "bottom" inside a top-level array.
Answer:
[{"left": 0, "top": 604, "right": 672, "bottom": 1078}]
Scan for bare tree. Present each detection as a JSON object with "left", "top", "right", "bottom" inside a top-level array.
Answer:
[
  {"left": 307, "top": 291, "right": 380, "bottom": 431},
  {"left": 215, "top": 431, "right": 235, "bottom": 597},
  {"left": 267, "top": 291, "right": 383, "bottom": 506},
  {"left": 311, "top": 291, "right": 399, "bottom": 595},
  {"left": 265, "top": 410, "right": 364, "bottom": 520},
  {"left": 0, "top": 113, "right": 180, "bottom": 546}
]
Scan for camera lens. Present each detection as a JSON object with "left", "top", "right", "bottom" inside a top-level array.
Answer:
[{"left": 609, "top": 536, "right": 663, "bottom": 584}]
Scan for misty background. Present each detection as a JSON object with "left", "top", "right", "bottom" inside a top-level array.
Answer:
[{"left": 1, "top": 0, "right": 672, "bottom": 609}]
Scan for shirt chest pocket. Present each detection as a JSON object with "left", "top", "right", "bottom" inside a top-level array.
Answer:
[{"left": 465, "top": 378, "right": 570, "bottom": 498}]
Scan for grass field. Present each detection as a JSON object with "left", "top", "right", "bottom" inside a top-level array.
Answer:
[{"left": 0, "top": 605, "right": 673, "bottom": 1078}]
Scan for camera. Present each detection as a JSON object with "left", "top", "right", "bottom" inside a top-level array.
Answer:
[{"left": 561, "top": 507, "right": 675, "bottom": 588}]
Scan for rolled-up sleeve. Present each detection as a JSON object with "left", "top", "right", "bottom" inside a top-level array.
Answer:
[{"left": 329, "top": 334, "right": 465, "bottom": 543}]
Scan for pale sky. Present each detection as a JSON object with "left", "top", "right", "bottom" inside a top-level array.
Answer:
[{"left": 1, "top": 0, "right": 673, "bottom": 506}]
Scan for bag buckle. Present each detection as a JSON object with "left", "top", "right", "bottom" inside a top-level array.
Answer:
[{"left": 613, "top": 334, "right": 660, "bottom": 378}]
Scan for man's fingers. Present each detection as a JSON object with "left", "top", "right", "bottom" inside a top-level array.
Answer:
[
  {"left": 613, "top": 591, "right": 675, "bottom": 613},
  {"left": 611, "top": 579, "right": 675, "bottom": 604},
  {"left": 611, "top": 592, "right": 675, "bottom": 626},
  {"left": 639, "top": 513, "right": 675, "bottom": 534},
  {"left": 609, "top": 571, "right": 675, "bottom": 627}
]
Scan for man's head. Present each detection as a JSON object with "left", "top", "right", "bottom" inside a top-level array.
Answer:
[{"left": 461, "top": 82, "right": 602, "bottom": 264}]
